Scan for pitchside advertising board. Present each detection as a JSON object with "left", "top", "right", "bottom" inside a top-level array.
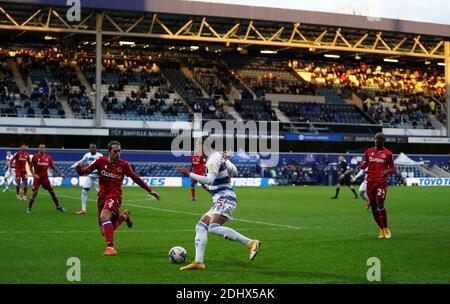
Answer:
[
  {"left": 0, "top": 177, "right": 278, "bottom": 187},
  {"left": 406, "top": 178, "right": 450, "bottom": 186},
  {"left": 3, "top": 176, "right": 448, "bottom": 187}
]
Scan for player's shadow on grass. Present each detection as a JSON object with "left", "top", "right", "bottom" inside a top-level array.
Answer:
[
  {"left": 211, "top": 258, "right": 398, "bottom": 284},
  {"left": 118, "top": 250, "right": 167, "bottom": 259}
]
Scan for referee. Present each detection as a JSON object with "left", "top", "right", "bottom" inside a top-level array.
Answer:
[{"left": 331, "top": 155, "right": 358, "bottom": 199}]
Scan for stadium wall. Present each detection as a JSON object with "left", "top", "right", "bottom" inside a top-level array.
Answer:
[
  {"left": 265, "top": 94, "right": 325, "bottom": 106},
  {"left": 1, "top": 134, "right": 450, "bottom": 154},
  {"left": 1, "top": 148, "right": 449, "bottom": 164},
  {"left": 1, "top": 149, "right": 448, "bottom": 187}
]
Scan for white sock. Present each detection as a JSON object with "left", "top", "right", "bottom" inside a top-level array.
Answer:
[
  {"left": 209, "top": 223, "right": 251, "bottom": 246},
  {"left": 194, "top": 222, "right": 208, "bottom": 263},
  {"left": 360, "top": 192, "right": 368, "bottom": 202},
  {"left": 81, "top": 189, "right": 88, "bottom": 211}
]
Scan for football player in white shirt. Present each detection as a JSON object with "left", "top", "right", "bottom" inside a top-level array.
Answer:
[
  {"left": 352, "top": 167, "right": 371, "bottom": 210},
  {"left": 177, "top": 136, "right": 261, "bottom": 270},
  {"left": 71, "top": 144, "right": 103, "bottom": 215},
  {"left": 3, "top": 150, "right": 14, "bottom": 192}
]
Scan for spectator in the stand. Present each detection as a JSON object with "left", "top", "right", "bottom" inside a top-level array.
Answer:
[
  {"left": 441, "top": 161, "right": 450, "bottom": 172},
  {"left": 27, "top": 106, "right": 35, "bottom": 117},
  {"left": 429, "top": 99, "right": 436, "bottom": 114},
  {"left": 394, "top": 171, "right": 404, "bottom": 186},
  {"left": 269, "top": 109, "right": 277, "bottom": 121},
  {"left": 363, "top": 96, "right": 372, "bottom": 112},
  {"left": 208, "top": 103, "right": 216, "bottom": 114},
  {"left": 193, "top": 102, "right": 201, "bottom": 113},
  {"left": 42, "top": 107, "right": 50, "bottom": 117},
  {"left": 216, "top": 97, "right": 225, "bottom": 107}
]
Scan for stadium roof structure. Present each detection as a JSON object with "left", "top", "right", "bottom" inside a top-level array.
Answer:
[
  {"left": 0, "top": 0, "right": 448, "bottom": 132},
  {"left": 0, "top": 0, "right": 449, "bottom": 60}
]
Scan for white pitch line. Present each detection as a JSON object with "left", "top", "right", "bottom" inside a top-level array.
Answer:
[
  {"left": 58, "top": 195, "right": 307, "bottom": 230},
  {"left": 58, "top": 194, "right": 151, "bottom": 203},
  {"left": 0, "top": 227, "right": 291, "bottom": 234}
]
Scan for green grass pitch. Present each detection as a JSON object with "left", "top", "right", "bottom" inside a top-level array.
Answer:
[{"left": 0, "top": 186, "right": 449, "bottom": 284}]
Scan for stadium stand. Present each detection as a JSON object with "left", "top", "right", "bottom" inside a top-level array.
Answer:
[
  {"left": 224, "top": 55, "right": 304, "bottom": 98},
  {"left": 76, "top": 57, "right": 193, "bottom": 121},
  {"left": 0, "top": 53, "right": 22, "bottom": 117},
  {"left": 438, "top": 161, "right": 450, "bottom": 173},
  {"left": 189, "top": 98, "right": 231, "bottom": 120},
  {"left": 293, "top": 59, "right": 446, "bottom": 126},
  {"left": 358, "top": 91, "right": 440, "bottom": 129},
  {"left": 279, "top": 102, "right": 371, "bottom": 124},
  {"left": 234, "top": 99, "right": 277, "bottom": 121},
  {"left": 158, "top": 62, "right": 203, "bottom": 102},
  {"left": 1, "top": 47, "right": 446, "bottom": 131}
]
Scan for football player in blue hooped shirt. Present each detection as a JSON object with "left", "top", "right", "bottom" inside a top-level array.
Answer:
[
  {"left": 177, "top": 135, "right": 261, "bottom": 270},
  {"left": 70, "top": 143, "right": 103, "bottom": 215}
]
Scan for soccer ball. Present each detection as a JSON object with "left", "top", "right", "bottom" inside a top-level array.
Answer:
[{"left": 168, "top": 246, "right": 187, "bottom": 264}]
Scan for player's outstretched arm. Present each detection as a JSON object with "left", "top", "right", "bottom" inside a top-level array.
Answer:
[
  {"left": 223, "top": 151, "right": 230, "bottom": 160},
  {"left": 76, "top": 159, "right": 99, "bottom": 176},
  {"left": 52, "top": 165, "right": 66, "bottom": 179},
  {"left": 224, "top": 159, "right": 238, "bottom": 176},
  {"left": 223, "top": 150, "right": 237, "bottom": 175},
  {"left": 177, "top": 164, "right": 217, "bottom": 185},
  {"left": 352, "top": 166, "right": 365, "bottom": 182},
  {"left": 71, "top": 154, "right": 88, "bottom": 169},
  {"left": 149, "top": 190, "right": 161, "bottom": 201},
  {"left": 177, "top": 165, "right": 190, "bottom": 177},
  {"left": 359, "top": 151, "right": 369, "bottom": 170},
  {"left": 70, "top": 160, "right": 83, "bottom": 169},
  {"left": 126, "top": 165, "right": 160, "bottom": 201}
]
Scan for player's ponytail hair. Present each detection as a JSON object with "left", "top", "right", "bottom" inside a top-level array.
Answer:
[{"left": 107, "top": 141, "right": 121, "bottom": 151}]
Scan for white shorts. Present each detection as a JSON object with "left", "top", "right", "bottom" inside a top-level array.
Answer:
[
  {"left": 83, "top": 176, "right": 99, "bottom": 191},
  {"left": 204, "top": 190, "right": 237, "bottom": 221},
  {"left": 4, "top": 168, "right": 15, "bottom": 179},
  {"left": 359, "top": 180, "right": 367, "bottom": 193}
]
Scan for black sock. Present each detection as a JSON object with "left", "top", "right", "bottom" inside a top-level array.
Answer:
[
  {"left": 335, "top": 188, "right": 340, "bottom": 198},
  {"left": 351, "top": 188, "right": 357, "bottom": 197}
]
